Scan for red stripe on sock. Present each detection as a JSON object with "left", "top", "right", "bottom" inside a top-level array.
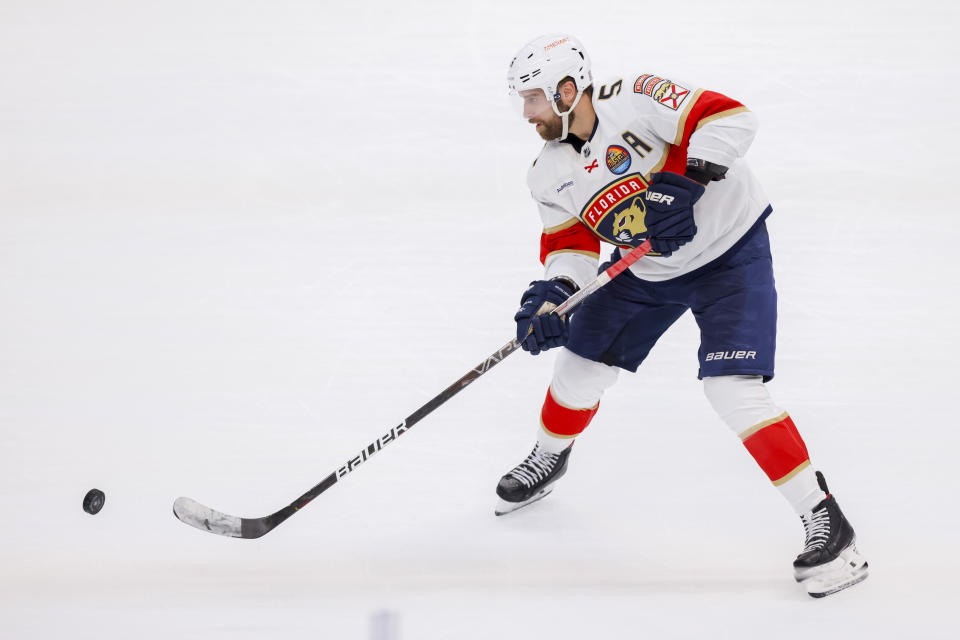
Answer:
[
  {"left": 540, "top": 388, "right": 598, "bottom": 437},
  {"left": 742, "top": 415, "right": 810, "bottom": 483}
]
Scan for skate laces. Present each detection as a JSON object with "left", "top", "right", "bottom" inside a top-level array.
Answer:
[
  {"left": 800, "top": 506, "right": 832, "bottom": 553},
  {"left": 509, "top": 444, "right": 559, "bottom": 488}
]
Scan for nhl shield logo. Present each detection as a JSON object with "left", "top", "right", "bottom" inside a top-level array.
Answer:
[
  {"left": 580, "top": 174, "right": 651, "bottom": 248},
  {"left": 605, "top": 145, "right": 631, "bottom": 175}
]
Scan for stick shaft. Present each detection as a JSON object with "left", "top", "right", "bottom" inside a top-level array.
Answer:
[
  {"left": 277, "top": 242, "right": 654, "bottom": 515},
  {"left": 554, "top": 240, "right": 652, "bottom": 316},
  {"left": 175, "top": 240, "right": 653, "bottom": 538}
]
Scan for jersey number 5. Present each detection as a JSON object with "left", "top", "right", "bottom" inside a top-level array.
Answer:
[{"left": 598, "top": 80, "right": 622, "bottom": 100}]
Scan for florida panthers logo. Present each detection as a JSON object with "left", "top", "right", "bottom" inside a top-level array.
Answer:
[
  {"left": 612, "top": 197, "right": 647, "bottom": 243},
  {"left": 580, "top": 174, "right": 651, "bottom": 248}
]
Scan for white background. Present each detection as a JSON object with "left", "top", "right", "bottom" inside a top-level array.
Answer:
[{"left": 2, "top": 1, "right": 958, "bottom": 637}]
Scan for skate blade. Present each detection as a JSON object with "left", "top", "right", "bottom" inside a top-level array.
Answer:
[
  {"left": 806, "top": 567, "right": 869, "bottom": 598},
  {"left": 794, "top": 543, "right": 866, "bottom": 582},
  {"left": 494, "top": 488, "right": 553, "bottom": 516},
  {"left": 796, "top": 545, "right": 869, "bottom": 598}
]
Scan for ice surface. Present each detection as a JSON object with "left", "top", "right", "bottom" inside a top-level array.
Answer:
[{"left": 2, "top": 1, "right": 958, "bottom": 638}]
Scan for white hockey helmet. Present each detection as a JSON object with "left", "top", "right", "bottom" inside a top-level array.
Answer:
[{"left": 507, "top": 34, "right": 593, "bottom": 140}]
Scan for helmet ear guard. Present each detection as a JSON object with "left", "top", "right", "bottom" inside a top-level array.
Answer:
[
  {"left": 550, "top": 76, "right": 583, "bottom": 114},
  {"left": 551, "top": 76, "right": 587, "bottom": 140}
]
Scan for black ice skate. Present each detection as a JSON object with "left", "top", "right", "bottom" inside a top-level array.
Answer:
[
  {"left": 494, "top": 443, "right": 572, "bottom": 516},
  {"left": 793, "top": 471, "right": 869, "bottom": 597}
]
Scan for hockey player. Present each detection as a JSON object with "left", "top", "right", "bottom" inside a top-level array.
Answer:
[{"left": 498, "top": 34, "right": 868, "bottom": 598}]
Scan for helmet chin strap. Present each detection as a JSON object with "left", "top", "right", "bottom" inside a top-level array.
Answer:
[{"left": 553, "top": 89, "right": 584, "bottom": 142}]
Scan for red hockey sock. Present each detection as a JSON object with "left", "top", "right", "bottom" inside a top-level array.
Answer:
[
  {"left": 740, "top": 412, "right": 811, "bottom": 485},
  {"left": 540, "top": 387, "right": 599, "bottom": 439}
]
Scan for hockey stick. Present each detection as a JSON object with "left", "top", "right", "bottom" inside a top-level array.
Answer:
[{"left": 173, "top": 240, "right": 653, "bottom": 538}]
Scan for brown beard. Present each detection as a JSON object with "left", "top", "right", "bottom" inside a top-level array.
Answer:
[{"left": 534, "top": 109, "right": 575, "bottom": 141}]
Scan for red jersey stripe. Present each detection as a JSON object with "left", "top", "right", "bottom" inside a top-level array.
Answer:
[
  {"left": 662, "top": 90, "right": 747, "bottom": 174},
  {"left": 540, "top": 220, "right": 602, "bottom": 265}
]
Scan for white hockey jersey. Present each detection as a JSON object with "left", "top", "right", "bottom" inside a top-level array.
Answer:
[{"left": 530, "top": 74, "right": 771, "bottom": 287}]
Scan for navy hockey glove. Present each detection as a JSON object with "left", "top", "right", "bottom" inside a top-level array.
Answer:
[
  {"left": 643, "top": 171, "right": 706, "bottom": 256},
  {"left": 514, "top": 278, "right": 577, "bottom": 355}
]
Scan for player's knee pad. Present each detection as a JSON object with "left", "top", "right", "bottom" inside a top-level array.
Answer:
[
  {"left": 702, "top": 374, "right": 785, "bottom": 434},
  {"left": 550, "top": 348, "right": 619, "bottom": 409}
]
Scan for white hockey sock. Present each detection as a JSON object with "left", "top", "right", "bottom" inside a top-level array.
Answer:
[
  {"left": 536, "top": 426, "right": 575, "bottom": 455},
  {"left": 779, "top": 465, "right": 828, "bottom": 514},
  {"left": 534, "top": 349, "right": 619, "bottom": 454},
  {"left": 703, "top": 375, "right": 826, "bottom": 515}
]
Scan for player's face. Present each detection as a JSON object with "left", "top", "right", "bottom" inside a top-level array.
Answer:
[
  {"left": 516, "top": 88, "right": 564, "bottom": 141},
  {"left": 518, "top": 88, "right": 553, "bottom": 119}
]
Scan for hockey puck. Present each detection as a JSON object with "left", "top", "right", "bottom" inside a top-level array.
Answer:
[{"left": 83, "top": 489, "right": 105, "bottom": 515}]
